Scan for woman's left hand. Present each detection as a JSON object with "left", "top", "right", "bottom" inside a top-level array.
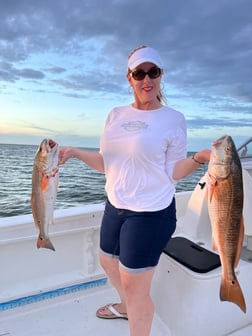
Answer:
[{"left": 195, "top": 149, "right": 211, "bottom": 164}]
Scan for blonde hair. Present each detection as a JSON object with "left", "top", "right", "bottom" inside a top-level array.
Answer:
[
  {"left": 127, "top": 45, "right": 168, "bottom": 105},
  {"left": 128, "top": 45, "right": 148, "bottom": 59}
]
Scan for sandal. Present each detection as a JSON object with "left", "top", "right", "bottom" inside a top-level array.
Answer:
[{"left": 96, "top": 303, "right": 128, "bottom": 320}]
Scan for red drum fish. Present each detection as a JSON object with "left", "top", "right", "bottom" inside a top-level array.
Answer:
[
  {"left": 208, "top": 135, "right": 246, "bottom": 313},
  {"left": 208, "top": 135, "right": 245, "bottom": 312},
  {"left": 31, "top": 139, "right": 59, "bottom": 251}
]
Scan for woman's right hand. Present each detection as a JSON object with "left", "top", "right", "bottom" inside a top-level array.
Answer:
[{"left": 58, "top": 147, "right": 74, "bottom": 165}]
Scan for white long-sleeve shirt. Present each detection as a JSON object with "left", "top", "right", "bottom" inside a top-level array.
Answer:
[{"left": 100, "top": 105, "right": 187, "bottom": 211}]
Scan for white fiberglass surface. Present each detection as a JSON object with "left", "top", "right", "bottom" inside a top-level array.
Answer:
[{"left": 0, "top": 286, "right": 170, "bottom": 336}]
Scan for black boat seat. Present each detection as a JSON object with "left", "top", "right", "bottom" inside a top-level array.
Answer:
[{"left": 163, "top": 236, "right": 221, "bottom": 273}]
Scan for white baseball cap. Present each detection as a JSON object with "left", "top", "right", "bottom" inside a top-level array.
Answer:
[{"left": 128, "top": 46, "right": 163, "bottom": 70}]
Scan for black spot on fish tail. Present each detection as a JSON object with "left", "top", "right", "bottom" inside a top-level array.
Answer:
[
  {"left": 220, "top": 275, "right": 246, "bottom": 313},
  {"left": 37, "top": 235, "right": 55, "bottom": 251}
]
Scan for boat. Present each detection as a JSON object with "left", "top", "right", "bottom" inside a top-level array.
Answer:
[
  {"left": 0, "top": 136, "right": 252, "bottom": 336},
  {"left": 237, "top": 136, "right": 252, "bottom": 171}
]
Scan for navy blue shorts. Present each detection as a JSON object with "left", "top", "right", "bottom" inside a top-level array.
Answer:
[{"left": 99, "top": 198, "right": 176, "bottom": 273}]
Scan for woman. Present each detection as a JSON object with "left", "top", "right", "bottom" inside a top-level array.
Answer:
[{"left": 59, "top": 45, "right": 210, "bottom": 336}]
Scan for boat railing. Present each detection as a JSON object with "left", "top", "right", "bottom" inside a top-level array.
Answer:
[{"left": 237, "top": 136, "right": 252, "bottom": 158}]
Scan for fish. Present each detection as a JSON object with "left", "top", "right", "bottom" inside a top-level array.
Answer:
[
  {"left": 31, "top": 139, "right": 59, "bottom": 251},
  {"left": 207, "top": 135, "right": 246, "bottom": 313}
]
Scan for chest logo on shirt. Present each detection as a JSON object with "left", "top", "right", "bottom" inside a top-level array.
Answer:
[{"left": 121, "top": 120, "right": 148, "bottom": 132}]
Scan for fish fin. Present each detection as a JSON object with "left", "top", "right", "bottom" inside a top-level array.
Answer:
[
  {"left": 30, "top": 195, "right": 35, "bottom": 214},
  {"left": 234, "top": 216, "right": 245, "bottom": 268},
  {"left": 30, "top": 196, "right": 39, "bottom": 228},
  {"left": 41, "top": 175, "right": 49, "bottom": 192},
  {"left": 208, "top": 175, "right": 217, "bottom": 202},
  {"left": 220, "top": 274, "right": 246, "bottom": 313},
  {"left": 205, "top": 184, "right": 208, "bottom": 202},
  {"left": 211, "top": 236, "right": 218, "bottom": 252},
  {"left": 37, "top": 236, "right": 55, "bottom": 251}
]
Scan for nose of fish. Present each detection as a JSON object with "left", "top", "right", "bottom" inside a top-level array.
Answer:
[{"left": 212, "top": 135, "right": 228, "bottom": 148}]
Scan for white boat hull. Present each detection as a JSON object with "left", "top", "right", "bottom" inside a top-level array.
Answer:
[{"left": 1, "top": 153, "right": 252, "bottom": 335}]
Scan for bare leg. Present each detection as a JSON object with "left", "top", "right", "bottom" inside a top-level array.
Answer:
[
  {"left": 120, "top": 268, "right": 155, "bottom": 336},
  {"left": 99, "top": 252, "right": 155, "bottom": 335},
  {"left": 98, "top": 253, "right": 127, "bottom": 314}
]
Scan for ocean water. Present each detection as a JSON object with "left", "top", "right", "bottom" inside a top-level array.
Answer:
[{"left": 0, "top": 143, "right": 207, "bottom": 218}]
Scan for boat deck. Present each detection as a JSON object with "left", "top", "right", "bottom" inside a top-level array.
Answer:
[
  {"left": 1, "top": 280, "right": 252, "bottom": 336},
  {"left": 0, "top": 282, "right": 169, "bottom": 336}
]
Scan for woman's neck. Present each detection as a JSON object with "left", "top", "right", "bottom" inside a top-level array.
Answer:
[{"left": 132, "top": 101, "right": 162, "bottom": 111}]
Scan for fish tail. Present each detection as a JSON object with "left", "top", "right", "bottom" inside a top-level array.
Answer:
[
  {"left": 37, "top": 236, "right": 55, "bottom": 251},
  {"left": 220, "top": 275, "right": 246, "bottom": 313}
]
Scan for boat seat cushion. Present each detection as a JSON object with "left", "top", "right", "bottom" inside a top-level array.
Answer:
[{"left": 163, "top": 237, "right": 221, "bottom": 273}]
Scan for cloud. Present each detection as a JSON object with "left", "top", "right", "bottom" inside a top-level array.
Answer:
[
  {"left": 186, "top": 116, "right": 252, "bottom": 130},
  {"left": 1, "top": 1, "right": 251, "bottom": 99},
  {"left": 16, "top": 68, "right": 45, "bottom": 79},
  {"left": 45, "top": 66, "right": 66, "bottom": 74},
  {"left": 0, "top": 0, "right": 251, "bottom": 146},
  {"left": 0, "top": 61, "right": 45, "bottom": 82},
  {"left": 52, "top": 72, "right": 125, "bottom": 95}
]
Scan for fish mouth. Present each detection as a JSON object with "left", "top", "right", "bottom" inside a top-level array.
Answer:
[
  {"left": 212, "top": 163, "right": 226, "bottom": 167},
  {"left": 212, "top": 135, "right": 228, "bottom": 147},
  {"left": 48, "top": 139, "right": 57, "bottom": 149},
  {"left": 39, "top": 139, "right": 58, "bottom": 153}
]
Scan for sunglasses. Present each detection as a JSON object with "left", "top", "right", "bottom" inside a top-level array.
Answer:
[{"left": 129, "top": 67, "right": 162, "bottom": 81}]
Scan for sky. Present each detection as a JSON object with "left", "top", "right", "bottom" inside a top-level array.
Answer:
[{"left": 0, "top": 0, "right": 251, "bottom": 151}]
